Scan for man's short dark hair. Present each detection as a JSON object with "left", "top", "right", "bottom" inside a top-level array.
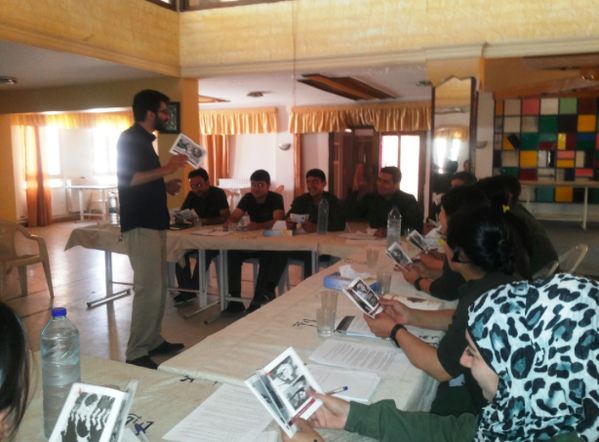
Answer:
[
  {"left": 188, "top": 168, "right": 209, "bottom": 182},
  {"left": 452, "top": 171, "right": 477, "bottom": 186},
  {"left": 306, "top": 169, "right": 326, "bottom": 182},
  {"left": 380, "top": 166, "right": 401, "bottom": 184},
  {"left": 497, "top": 175, "right": 522, "bottom": 204},
  {"left": 132, "top": 90, "right": 170, "bottom": 123},
  {"left": 250, "top": 169, "right": 270, "bottom": 184}
]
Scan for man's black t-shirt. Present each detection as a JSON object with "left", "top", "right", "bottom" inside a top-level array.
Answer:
[
  {"left": 237, "top": 191, "right": 284, "bottom": 223},
  {"left": 181, "top": 186, "right": 229, "bottom": 219},
  {"left": 117, "top": 123, "right": 169, "bottom": 233},
  {"left": 286, "top": 192, "right": 346, "bottom": 232}
]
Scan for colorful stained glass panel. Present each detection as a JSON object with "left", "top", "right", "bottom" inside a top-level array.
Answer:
[
  {"left": 504, "top": 99, "right": 521, "bottom": 116},
  {"left": 540, "top": 98, "right": 559, "bottom": 115},
  {"left": 578, "top": 115, "right": 597, "bottom": 132},
  {"left": 522, "top": 98, "right": 540, "bottom": 115},
  {"left": 555, "top": 187, "right": 574, "bottom": 202},
  {"left": 559, "top": 98, "right": 577, "bottom": 114}
]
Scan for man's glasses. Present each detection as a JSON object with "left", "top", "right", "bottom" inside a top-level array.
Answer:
[
  {"left": 190, "top": 182, "right": 203, "bottom": 189},
  {"left": 251, "top": 182, "right": 266, "bottom": 188},
  {"left": 157, "top": 109, "right": 169, "bottom": 115}
]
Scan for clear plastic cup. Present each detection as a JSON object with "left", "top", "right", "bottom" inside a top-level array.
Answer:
[{"left": 316, "top": 308, "right": 335, "bottom": 339}]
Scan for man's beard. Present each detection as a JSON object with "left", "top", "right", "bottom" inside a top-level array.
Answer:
[{"left": 153, "top": 114, "right": 167, "bottom": 131}]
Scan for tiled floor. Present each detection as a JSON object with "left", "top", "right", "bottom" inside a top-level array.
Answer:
[
  {"left": 2, "top": 218, "right": 596, "bottom": 366},
  {"left": 2, "top": 220, "right": 303, "bottom": 365}
]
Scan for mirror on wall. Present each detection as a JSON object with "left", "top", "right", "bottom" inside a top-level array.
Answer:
[{"left": 429, "top": 77, "right": 477, "bottom": 215}]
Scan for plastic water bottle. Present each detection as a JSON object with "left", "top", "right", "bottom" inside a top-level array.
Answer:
[
  {"left": 317, "top": 197, "right": 329, "bottom": 235},
  {"left": 108, "top": 192, "right": 119, "bottom": 225},
  {"left": 41, "top": 307, "right": 81, "bottom": 437},
  {"left": 386, "top": 206, "right": 402, "bottom": 248}
]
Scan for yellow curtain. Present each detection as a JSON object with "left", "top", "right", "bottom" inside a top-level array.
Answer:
[
  {"left": 293, "top": 134, "right": 304, "bottom": 198},
  {"left": 11, "top": 111, "right": 134, "bottom": 131},
  {"left": 201, "top": 134, "right": 230, "bottom": 184},
  {"left": 199, "top": 107, "right": 279, "bottom": 135},
  {"left": 21, "top": 126, "right": 52, "bottom": 227},
  {"left": 289, "top": 102, "right": 431, "bottom": 134},
  {"left": 434, "top": 125, "right": 469, "bottom": 141}
]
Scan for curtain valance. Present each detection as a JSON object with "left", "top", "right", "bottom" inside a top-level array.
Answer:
[
  {"left": 199, "top": 107, "right": 279, "bottom": 135},
  {"left": 11, "top": 111, "right": 134, "bottom": 130},
  {"left": 289, "top": 102, "right": 431, "bottom": 134}
]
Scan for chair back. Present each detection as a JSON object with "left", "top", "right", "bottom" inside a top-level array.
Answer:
[
  {"left": 558, "top": 243, "right": 588, "bottom": 274},
  {"left": 0, "top": 220, "right": 33, "bottom": 260},
  {"left": 274, "top": 185, "right": 284, "bottom": 194},
  {"left": 222, "top": 189, "right": 236, "bottom": 212},
  {"left": 531, "top": 260, "right": 559, "bottom": 280}
]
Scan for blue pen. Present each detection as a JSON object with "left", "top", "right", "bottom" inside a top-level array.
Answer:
[
  {"left": 325, "top": 386, "right": 348, "bottom": 395},
  {"left": 134, "top": 424, "right": 150, "bottom": 442}
]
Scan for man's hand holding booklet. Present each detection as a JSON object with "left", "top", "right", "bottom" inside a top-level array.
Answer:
[{"left": 341, "top": 277, "right": 384, "bottom": 318}]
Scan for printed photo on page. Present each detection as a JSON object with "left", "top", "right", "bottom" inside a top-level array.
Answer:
[
  {"left": 342, "top": 277, "right": 383, "bottom": 318},
  {"left": 385, "top": 241, "right": 413, "bottom": 270},
  {"left": 407, "top": 230, "right": 432, "bottom": 253},
  {"left": 169, "top": 133, "right": 207, "bottom": 169},
  {"left": 245, "top": 347, "right": 323, "bottom": 438}
]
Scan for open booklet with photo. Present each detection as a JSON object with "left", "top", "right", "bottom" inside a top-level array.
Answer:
[
  {"left": 245, "top": 347, "right": 324, "bottom": 438},
  {"left": 49, "top": 380, "right": 138, "bottom": 442},
  {"left": 169, "top": 133, "right": 207, "bottom": 169},
  {"left": 407, "top": 230, "right": 433, "bottom": 253},
  {"left": 342, "top": 277, "right": 384, "bottom": 318},
  {"left": 385, "top": 241, "right": 413, "bottom": 270}
]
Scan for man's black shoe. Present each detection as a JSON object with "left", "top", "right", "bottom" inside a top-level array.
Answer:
[
  {"left": 148, "top": 341, "right": 185, "bottom": 357},
  {"left": 173, "top": 292, "right": 198, "bottom": 307},
  {"left": 223, "top": 301, "right": 246, "bottom": 314},
  {"left": 245, "top": 290, "right": 276, "bottom": 314},
  {"left": 126, "top": 355, "right": 158, "bottom": 370}
]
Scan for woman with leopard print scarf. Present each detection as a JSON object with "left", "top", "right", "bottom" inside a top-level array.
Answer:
[{"left": 281, "top": 273, "right": 598, "bottom": 442}]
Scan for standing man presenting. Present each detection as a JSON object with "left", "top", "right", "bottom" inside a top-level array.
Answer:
[{"left": 117, "top": 89, "right": 187, "bottom": 369}]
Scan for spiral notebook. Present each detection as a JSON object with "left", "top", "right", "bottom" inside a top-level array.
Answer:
[{"left": 306, "top": 365, "right": 380, "bottom": 403}]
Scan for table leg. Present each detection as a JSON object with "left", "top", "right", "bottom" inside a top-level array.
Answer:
[
  {"left": 77, "top": 189, "right": 85, "bottom": 222},
  {"left": 101, "top": 189, "right": 107, "bottom": 221},
  {"left": 311, "top": 251, "right": 318, "bottom": 277},
  {"left": 203, "top": 249, "right": 230, "bottom": 325},
  {"left": 87, "top": 251, "right": 132, "bottom": 308},
  {"left": 583, "top": 187, "right": 588, "bottom": 230}
]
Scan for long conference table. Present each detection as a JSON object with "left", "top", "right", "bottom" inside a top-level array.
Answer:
[{"left": 60, "top": 223, "right": 454, "bottom": 441}]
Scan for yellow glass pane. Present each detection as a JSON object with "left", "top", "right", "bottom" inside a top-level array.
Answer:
[
  {"left": 557, "top": 133, "right": 567, "bottom": 150},
  {"left": 555, "top": 187, "right": 573, "bottom": 202},
  {"left": 578, "top": 115, "right": 596, "bottom": 132},
  {"left": 520, "top": 151, "right": 537, "bottom": 167},
  {"left": 503, "top": 135, "right": 515, "bottom": 150},
  {"left": 556, "top": 159, "right": 575, "bottom": 168}
]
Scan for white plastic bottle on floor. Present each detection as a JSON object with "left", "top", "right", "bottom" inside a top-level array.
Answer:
[
  {"left": 386, "top": 206, "right": 402, "bottom": 248},
  {"left": 108, "top": 192, "right": 119, "bottom": 225},
  {"left": 41, "top": 307, "right": 81, "bottom": 437}
]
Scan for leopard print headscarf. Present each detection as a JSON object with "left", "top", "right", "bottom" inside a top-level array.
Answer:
[{"left": 467, "top": 273, "right": 599, "bottom": 442}]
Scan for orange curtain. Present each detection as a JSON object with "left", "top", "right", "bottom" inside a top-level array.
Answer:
[
  {"left": 293, "top": 134, "right": 304, "bottom": 198},
  {"left": 201, "top": 134, "right": 230, "bottom": 184},
  {"left": 199, "top": 108, "right": 279, "bottom": 135},
  {"left": 21, "top": 126, "right": 52, "bottom": 227}
]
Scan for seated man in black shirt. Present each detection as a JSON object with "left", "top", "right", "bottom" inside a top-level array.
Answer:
[
  {"left": 174, "top": 168, "right": 230, "bottom": 306},
  {"left": 225, "top": 169, "right": 286, "bottom": 314},
  {"left": 285, "top": 168, "right": 345, "bottom": 278},
  {"left": 344, "top": 165, "right": 423, "bottom": 236}
]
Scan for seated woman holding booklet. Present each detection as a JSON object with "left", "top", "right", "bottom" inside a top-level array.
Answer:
[
  {"left": 368, "top": 206, "right": 518, "bottom": 414},
  {"left": 0, "top": 301, "right": 31, "bottom": 440},
  {"left": 283, "top": 273, "right": 599, "bottom": 442}
]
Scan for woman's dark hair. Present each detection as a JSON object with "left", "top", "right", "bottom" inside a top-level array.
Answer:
[
  {"left": 446, "top": 206, "right": 516, "bottom": 274},
  {"left": 440, "top": 185, "right": 489, "bottom": 217},
  {"left": 0, "top": 302, "right": 30, "bottom": 440}
]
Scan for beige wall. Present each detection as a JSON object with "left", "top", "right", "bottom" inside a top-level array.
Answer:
[
  {"left": 0, "top": 0, "right": 179, "bottom": 75},
  {"left": 180, "top": 0, "right": 599, "bottom": 70},
  {"left": 0, "top": 116, "right": 17, "bottom": 221}
]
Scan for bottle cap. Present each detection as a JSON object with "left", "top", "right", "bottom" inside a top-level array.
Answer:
[
  {"left": 392, "top": 205, "right": 398, "bottom": 209},
  {"left": 51, "top": 307, "right": 67, "bottom": 317}
]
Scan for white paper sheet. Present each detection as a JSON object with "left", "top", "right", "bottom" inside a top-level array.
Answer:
[
  {"left": 307, "top": 365, "right": 380, "bottom": 403},
  {"left": 256, "top": 431, "right": 278, "bottom": 442},
  {"left": 191, "top": 229, "right": 229, "bottom": 236},
  {"left": 162, "top": 384, "right": 272, "bottom": 442},
  {"left": 308, "top": 339, "right": 410, "bottom": 377},
  {"left": 122, "top": 428, "right": 141, "bottom": 442}
]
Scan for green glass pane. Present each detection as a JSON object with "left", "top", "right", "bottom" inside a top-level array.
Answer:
[
  {"left": 591, "top": 189, "right": 599, "bottom": 204},
  {"left": 520, "top": 133, "right": 539, "bottom": 150},
  {"left": 539, "top": 133, "right": 557, "bottom": 142},
  {"left": 559, "top": 98, "right": 577, "bottom": 114},
  {"left": 576, "top": 141, "right": 595, "bottom": 151},
  {"left": 538, "top": 115, "right": 557, "bottom": 132},
  {"left": 501, "top": 168, "right": 519, "bottom": 177},
  {"left": 536, "top": 187, "right": 554, "bottom": 202}
]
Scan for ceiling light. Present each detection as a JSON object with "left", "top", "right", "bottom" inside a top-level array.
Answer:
[
  {"left": 247, "top": 91, "right": 264, "bottom": 97},
  {"left": 0, "top": 76, "right": 17, "bottom": 85}
]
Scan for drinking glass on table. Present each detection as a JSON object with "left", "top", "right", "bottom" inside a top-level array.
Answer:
[
  {"left": 316, "top": 308, "right": 335, "bottom": 339},
  {"left": 366, "top": 248, "right": 379, "bottom": 268},
  {"left": 376, "top": 272, "right": 391, "bottom": 296},
  {"left": 321, "top": 291, "right": 338, "bottom": 316}
]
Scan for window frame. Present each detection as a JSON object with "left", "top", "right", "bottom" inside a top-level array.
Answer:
[
  {"left": 145, "top": 0, "right": 177, "bottom": 11},
  {"left": 181, "top": 0, "right": 288, "bottom": 12}
]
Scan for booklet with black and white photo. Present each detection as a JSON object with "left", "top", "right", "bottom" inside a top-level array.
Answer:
[
  {"left": 342, "top": 277, "right": 384, "bottom": 318},
  {"left": 385, "top": 241, "right": 413, "bottom": 270},
  {"left": 169, "top": 133, "right": 207, "bottom": 168},
  {"left": 49, "top": 380, "right": 138, "bottom": 442},
  {"left": 407, "top": 230, "right": 432, "bottom": 253},
  {"left": 245, "top": 347, "right": 324, "bottom": 438}
]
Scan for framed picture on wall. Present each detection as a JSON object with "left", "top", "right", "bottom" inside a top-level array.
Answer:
[{"left": 159, "top": 101, "right": 180, "bottom": 134}]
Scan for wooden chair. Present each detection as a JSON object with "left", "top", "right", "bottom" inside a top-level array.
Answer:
[
  {"left": 223, "top": 189, "right": 236, "bottom": 212},
  {"left": 274, "top": 185, "right": 284, "bottom": 194},
  {"left": 558, "top": 243, "right": 588, "bottom": 274},
  {"left": 0, "top": 219, "right": 54, "bottom": 298}
]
